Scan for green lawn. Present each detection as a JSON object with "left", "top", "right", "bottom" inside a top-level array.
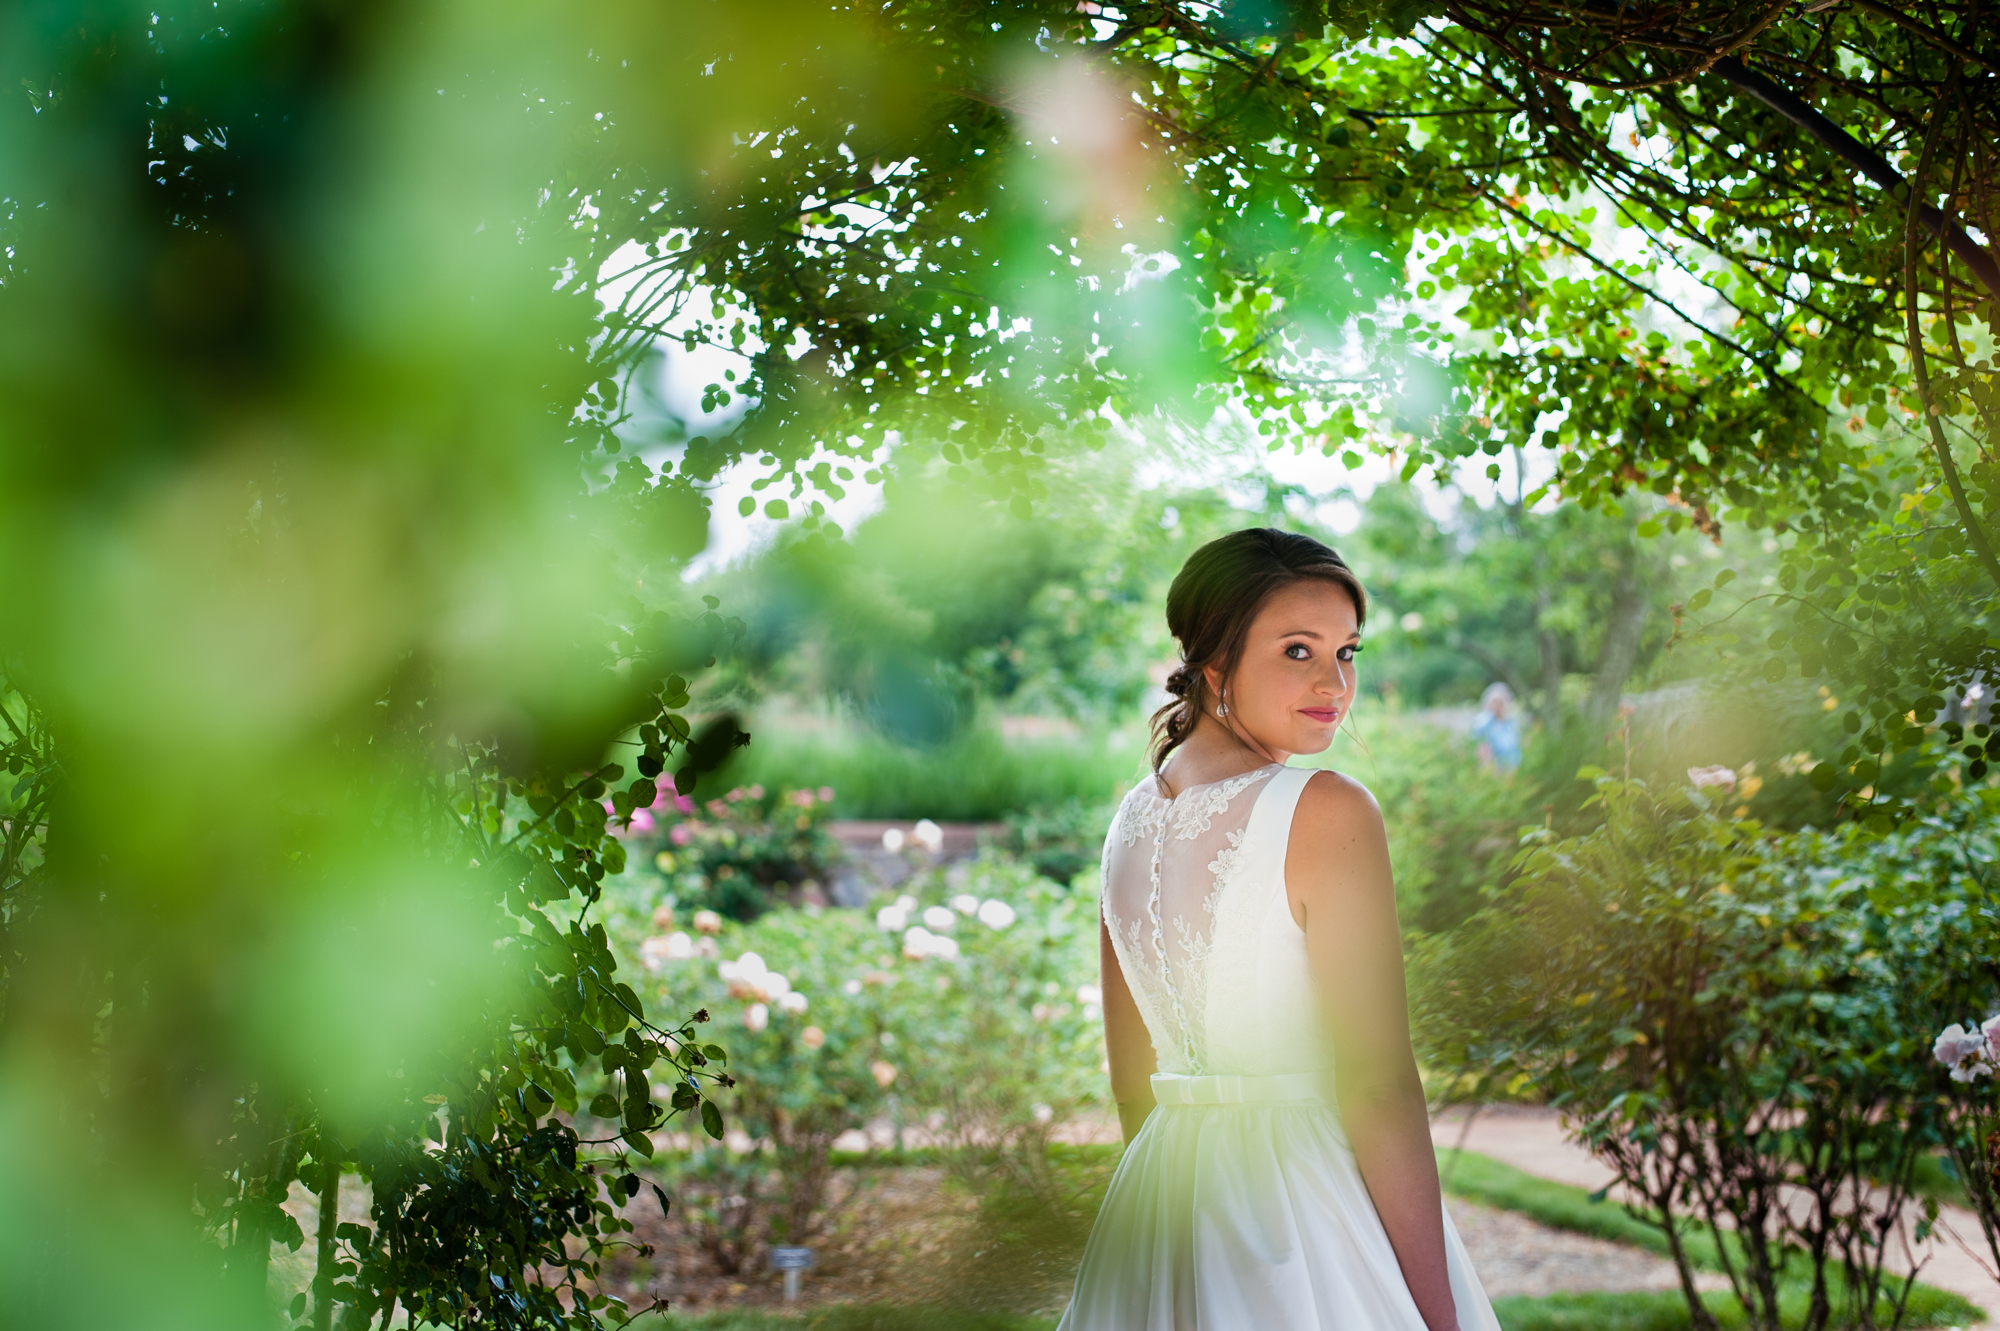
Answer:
[
  {"left": 652, "top": 1311, "right": 1053, "bottom": 1331},
  {"left": 716, "top": 723, "right": 1141, "bottom": 821}
]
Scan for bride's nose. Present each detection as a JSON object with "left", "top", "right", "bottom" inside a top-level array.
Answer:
[{"left": 1322, "top": 656, "right": 1354, "bottom": 697}]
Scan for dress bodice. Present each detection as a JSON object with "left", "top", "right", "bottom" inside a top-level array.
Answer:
[{"left": 1100, "top": 764, "right": 1329, "bottom": 1078}]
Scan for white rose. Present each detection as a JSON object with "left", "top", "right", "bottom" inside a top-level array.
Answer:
[
  {"left": 951, "top": 894, "right": 980, "bottom": 916},
  {"left": 876, "top": 904, "right": 909, "bottom": 932},
  {"left": 912, "top": 819, "right": 944, "bottom": 852},
  {"left": 744, "top": 1003, "right": 769, "bottom": 1033},
  {"left": 778, "top": 991, "right": 808, "bottom": 1015},
  {"left": 881, "top": 827, "right": 907, "bottom": 852},
  {"left": 923, "top": 905, "right": 957, "bottom": 931},
  {"left": 977, "top": 899, "right": 1017, "bottom": 930},
  {"left": 1936, "top": 1023, "right": 1982, "bottom": 1067}
]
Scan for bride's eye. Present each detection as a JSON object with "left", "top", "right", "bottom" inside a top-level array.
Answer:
[
  {"left": 1284, "top": 643, "right": 1311, "bottom": 660},
  {"left": 1335, "top": 644, "right": 1362, "bottom": 662}
]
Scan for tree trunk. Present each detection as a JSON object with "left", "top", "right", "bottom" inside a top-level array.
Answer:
[
  {"left": 1535, "top": 587, "right": 1564, "bottom": 733},
  {"left": 1451, "top": 634, "right": 1531, "bottom": 708},
  {"left": 226, "top": 1093, "right": 281, "bottom": 1309},
  {"left": 313, "top": 1162, "right": 340, "bottom": 1331},
  {"left": 1585, "top": 550, "right": 1648, "bottom": 731}
]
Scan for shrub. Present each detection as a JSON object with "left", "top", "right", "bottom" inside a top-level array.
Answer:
[
  {"left": 1413, "top": 775, "right": 2000, "bottom": 1331},
  {"left": 620, "top": 854, "right": 1103, "bottom": 1273},
  {"left": 990, "top": 798, "right": 1117, "bottom": 888},
  {"left": 1303, "top": 715, "right": 1531, "bottom": 931}
]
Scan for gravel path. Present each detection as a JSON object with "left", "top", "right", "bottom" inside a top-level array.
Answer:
[{"left": 1449, "top": 1196, "right": 1717, "bottom": 1299}]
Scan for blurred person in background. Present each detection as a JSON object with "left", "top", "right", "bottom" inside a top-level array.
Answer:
[{"left": 1470, "top": 682, "right": 1521, "bottom": 775}]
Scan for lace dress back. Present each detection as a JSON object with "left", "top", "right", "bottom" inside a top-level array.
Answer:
[{"left": 1100, "top": 763, "right": 1329, "bottom": 1079}]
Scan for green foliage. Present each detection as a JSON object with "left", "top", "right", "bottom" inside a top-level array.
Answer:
[
  {"left": 1490, "top": 1291, "right": 1709, "bottom": 1331},
  {"left": 1415, "top": 774, "right": 2000, "bottom": 1330},
  {"left": 1306, "top": 716, "right": 1533, "bottom": 931},
  {"left": 994, "top": 798, "right": 1120, "bottom": 888},
  {"left": 0, "top": 3, "right": 768, "bottom": 1325},
  {"left": 701, "top": 447, "right": 1320, "bottom": 730}
]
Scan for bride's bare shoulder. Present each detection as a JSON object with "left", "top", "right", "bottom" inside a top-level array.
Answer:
[
  {"left": 1287, "top": 769, "right": 1391, "bottom": 893},
  {"left": 1293, "top": 768, "right": 1385, "bottom": 831}
]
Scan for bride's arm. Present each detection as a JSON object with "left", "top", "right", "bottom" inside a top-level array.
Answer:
[
  {"left": 1289, "top": 770, "right": 1457, "bottom": 1331},
  {"left": 1100, "top": 914, "right": 1158, "bottom": 1144}
]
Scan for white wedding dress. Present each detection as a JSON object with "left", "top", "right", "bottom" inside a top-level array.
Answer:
[{"left": 1059, "top": 763, "right": 1498, "bottom": 1330}]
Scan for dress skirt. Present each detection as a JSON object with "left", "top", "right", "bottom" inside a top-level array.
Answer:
[{"left": 1056, "top": 1099, "right": 1500, "bottom": 1330}]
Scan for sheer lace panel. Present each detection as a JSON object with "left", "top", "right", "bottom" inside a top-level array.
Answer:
[{"left": 1102, "top": 764, "right": 1280, "bottom": 1074}]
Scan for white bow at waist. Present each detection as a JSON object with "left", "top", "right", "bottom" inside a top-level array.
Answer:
[{"left": 1150, "top": 1070, "right": 1329, "bottom": 1107}]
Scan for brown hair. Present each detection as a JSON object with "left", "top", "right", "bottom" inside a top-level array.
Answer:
[{"left": 1150, "top": 527, "right": 1367, "bottom": 773}]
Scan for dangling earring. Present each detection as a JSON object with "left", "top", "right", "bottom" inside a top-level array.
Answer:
[{"left": 1215, "top": 692, "right": 1229, "bottom": 719}]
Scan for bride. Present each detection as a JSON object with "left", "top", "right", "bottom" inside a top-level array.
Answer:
[{"left": 1058, "top": 528, "right": 1497, "bottom": 1330}]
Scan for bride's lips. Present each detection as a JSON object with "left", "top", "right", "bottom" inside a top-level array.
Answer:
[{"left": 1298, "top": 707, "right": 1339, "bottom": 724}]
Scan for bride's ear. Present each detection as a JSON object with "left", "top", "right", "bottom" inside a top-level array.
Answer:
[{"left": 1202, "top": 664, "right": 1226, "bottom": 703}]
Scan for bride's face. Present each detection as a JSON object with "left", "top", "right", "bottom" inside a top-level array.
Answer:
[{"left": 1206, "top": 579, "right": 1361, "bottom": 759}]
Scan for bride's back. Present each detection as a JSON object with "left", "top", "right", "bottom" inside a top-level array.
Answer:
[{"left": 1101, "top": 762, "right": 1330, "bottom": 1081}]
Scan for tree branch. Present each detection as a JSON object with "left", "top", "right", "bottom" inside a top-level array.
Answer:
[
  {"left": 1479, "top": 189, "right": 1821, "bottom": 406},
  {"left": 1711, "top": 55, "right": 2000, "bottom": 298},
  {"left": 1902, "top": 75, "right": 2000, "bottom": 592},
  {"left": 1450, "top": 631, "right": 1534, "bottom": 703},
  {"left": 1844, "top": 0, "right": 2000, "bottom": 74}
]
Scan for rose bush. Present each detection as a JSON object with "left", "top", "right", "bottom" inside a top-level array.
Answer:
[
  {"left": 1415, "top": 770, "right": 2000, "bottom": 1331},
  {"left": 613, "top": 852, "right": 1102, "bottom": 1272},
  {"left": 618, "top": 779, "right": 845, "bottom": 922}
]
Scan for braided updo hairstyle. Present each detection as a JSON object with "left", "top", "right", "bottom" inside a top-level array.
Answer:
[{"left": 1151, "top": 528, "right": 1367, "bottom": 773}]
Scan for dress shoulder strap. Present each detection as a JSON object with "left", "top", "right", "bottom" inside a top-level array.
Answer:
[
  {"left": 1255, "top": 765, "right": 1317, "bottom": 853},
  {"left": 1210, "top": 766, "right": 1316, "bottom": 920}
]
